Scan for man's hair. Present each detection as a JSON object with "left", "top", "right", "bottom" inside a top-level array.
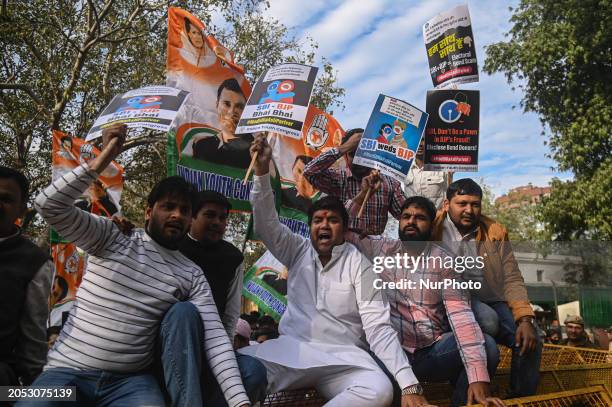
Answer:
[
  {"left": 55, "top": 277, "right": 69, "bottom": 301},
  {"left": 184, "top": 17, "right": 194, "bottom": 33},
  {"left": 193, "top": 190, "right": 231, "bottom": 217},
  {"left": 307, "top": 196, "right": 349, "bottom": 228},
  {"left": 60, "top": 136, "right": 72, "bottom": 147},
  {"left": 401, "top": 196, "right": 437, "bottom": 222},
  {"left": 293, "top": 155, "right": 313, "bottom": 168},
  {"left": 446, "top": 178, "right": 483, "bottom": 200},
  {"left": 254, "top": 328, "right": 279, "bottom": 340},
  {"left": 258, "top": 315, "right": 276, "bottom": 327},
  {"left": 217, "top": 78, "right": 244, "bottom": 101},
  {"left": 0, "top": 166, "right": 29, "bottom": 205},
  {"left": 341, "top": 128, "right": 364, "bottom": 145},
  {"left": 147, "top": 176, "right": 196, "bottom": 209}
]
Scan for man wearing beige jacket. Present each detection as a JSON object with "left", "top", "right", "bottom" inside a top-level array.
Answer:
[{"left": 432, "top": 178, "right": 541, "bottom": 398}]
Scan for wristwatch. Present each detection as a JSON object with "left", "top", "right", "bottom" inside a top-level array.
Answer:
[
  {"left": 401, "top": 383, "right": 424, "bottom": 396},
  {"left": 517, "top": 316, "right": 535, "bottom": 325}
]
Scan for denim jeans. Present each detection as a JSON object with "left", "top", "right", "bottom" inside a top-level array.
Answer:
[
  {"left": 471, "top": 299, "right": 542, "bottom": 397},
  {"left": 373, "top": 332, "right": 499, "bottom": 407},
  {"left": 16, "top": 367, "right": 164, "bottom": 407},
  {"left": 160, "top": 302, "right": 267, "bottom": 406}
]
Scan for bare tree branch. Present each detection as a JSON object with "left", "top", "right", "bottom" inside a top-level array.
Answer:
[{"left": 0, "top": 83, "right": 43, "bottom": 106}]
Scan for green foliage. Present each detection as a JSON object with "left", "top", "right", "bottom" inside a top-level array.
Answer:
[
  {"left": 484, "top": 0, "right": 612, "bottom": 242},
  {"left": 0, "top": 1, "right": 345, "bottom": 244}
]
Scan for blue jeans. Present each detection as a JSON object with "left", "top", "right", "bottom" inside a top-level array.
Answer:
[
  {"left": 373, "top": 332, "right": 499, "bottom": 407},
  {"left": 471, "top": 299, "right": 542, "bottom": 397},
  {"left": 160, "top": 302, "right": 267, "bottom": 406},
  {"left": 16, "top": 367, "right": 164, "bottom": 407}
]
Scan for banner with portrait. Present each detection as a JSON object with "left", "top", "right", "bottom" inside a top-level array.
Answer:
[
  {"left": 50, "top": 130, "right": 124, "bottom": 325},
  {"left": 166, "top": 7, "right": 255, "bottom": 211},
  {"left": 242, "top": 250, "right": 288, "bottom": 321}
]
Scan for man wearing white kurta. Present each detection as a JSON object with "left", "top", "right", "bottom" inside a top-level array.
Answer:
[{"left": 239, "top": 135, "right": 434, "bottom": 407}]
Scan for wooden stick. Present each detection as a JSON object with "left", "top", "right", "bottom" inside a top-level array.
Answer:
[
  {"left": 357, "top": 187, "right": 372, "bottom": 218},
  {"left": 243, "top": 151, "right": 258, "bottom": 185}
]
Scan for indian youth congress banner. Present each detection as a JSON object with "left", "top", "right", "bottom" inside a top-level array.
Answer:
[
  {"left": 424, "top": 90, "right": 479, "bottom": 171},
  {"left": 235, "top": 63, "right": 318, "bottom": 139},
  {"left": 50, "top": 130, "right": 124, "bottom": 325},
  {"left": 275, "top": 106, "right": 345, "bottom": 237},
  {"left": 243, "top": 250, "right": 288, "bottom": 321},
  {"left": 166, "top": 7, "right": 254, "bottom": 211},
  {"left": 353, "top": 95, "right": 428, "bottom": 183},
  {"left": 86, "top": 86, "right": 189, "bottom": 141},
  {"left": 424, "top": 4, "right": 478, "bottom": 88}
]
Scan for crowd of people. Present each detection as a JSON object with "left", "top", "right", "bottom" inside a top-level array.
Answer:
[{"left": 0, "top": 123, "right": 609, "bottom": 407}]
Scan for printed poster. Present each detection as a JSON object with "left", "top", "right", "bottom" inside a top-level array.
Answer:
[
  {"left": 242, "top": 250, "right": 288, "bottom": 321},
  {"left": 166, "top": 7, "right": 254, "bottom": 211},
  {"left": 423, "top": 4, "right": 478, "bottom": 88},
  {"left": 424, "top": 90, "right": 479, "bottom": 171},
  {"left": 353, "top": 94, "right": 428, "bottom": 183},
  {"left": 86, "top": 86, "right": 190, "bottom": 141},
  {"left": 235, "top": 63, "right": 318, "bottom": 139},
  {"left": 50, "top": 130, "right": 124, "bottom": 325}
]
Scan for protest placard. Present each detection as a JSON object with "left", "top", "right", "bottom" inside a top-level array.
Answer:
[
  {"left": 235, "top": 63, "right": 318, "bottom": 139},
  {"left": 424, "top": 4, "right": 478, "bottom": 88},
  {"left": 424, "top": 89, "right": 479, "bottom": 171},
  {"left": 353, "top": 94, "right": 428, "bottom": 183},
  {"left": 86, "top": 86, "right": 189, "bottom": 141}
]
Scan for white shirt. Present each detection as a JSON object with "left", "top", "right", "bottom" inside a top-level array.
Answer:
[
  {"left": 404, "top": 165, "right": 448, "bottom": 209},
  {"left": 239, "top": 174, "right": 418, "bottom": 389}
]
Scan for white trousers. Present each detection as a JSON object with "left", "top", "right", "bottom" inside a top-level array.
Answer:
[{"left": 262, "top": 360, "right": 393, "bottom": 407}]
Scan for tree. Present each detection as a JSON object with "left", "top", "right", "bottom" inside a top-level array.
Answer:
[
  {"left": 0, "top": 1, "right": 345, "bottom": 244},
  {"left": 483, "top": 0, "right": 612, "bottom": 241}
]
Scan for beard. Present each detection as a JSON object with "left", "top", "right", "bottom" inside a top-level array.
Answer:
[{"left": 398, "top": 226, "right": 432, "bottom": 242}]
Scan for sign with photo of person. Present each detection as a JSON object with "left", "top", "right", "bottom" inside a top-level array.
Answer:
[
  {"left": 235, "top": 63, "right": 319, "bottom": 139},
  {"left": 50, "top": 130, "right": 124, "bottom": 326},
  {"left": 85, "top": 86, "right": 190, "bottom": 141},
  {"left": 166, "top": 7, "right": 255, "bottom": 211},
  {"left": 424, "top": 89, "right": 480, "bottom": 171},
  {"left": 353, "top": 94, "right": 428, "bottom": 183},
  {"left": 242, "top": 250, "right": 288, "bottom": 322},
  {"left": 423, "top": 4, "right": 478, "bottom": 88}
]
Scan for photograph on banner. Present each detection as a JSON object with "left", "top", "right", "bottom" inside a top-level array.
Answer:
[
  {"left": 353, "top": 94, "right": 428, "bottom": 183},
  {"left": 49, "top": 243, "right": 87, "bottom": 326},
  {"left": 166, "top": 7, "right": 255, "bottom": 211},
  {"left": 235, "top": 63, "right": 318, "bottom": 139},
  {"left": 85, "top": 86, "right": 190, "bottom": 141},
  {"left": 242, "top": 250, "right": 288, "bottom": 322},
  {"left": 423, "top": 4, "right": 478, "bottom": 88},
  {"left": 424, "top": 89, "right": 479, "bottom": 171},
  {"left": 50, "top": 131, "right": 124, "bottom": 326}
]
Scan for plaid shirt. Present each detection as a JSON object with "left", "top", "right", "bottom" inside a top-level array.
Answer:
[
  {"left": 302, "top": 148, "right": 406, "bottom": 235},
  {"left": 346, "top": 234, "right": 490, "bottom": 384}
]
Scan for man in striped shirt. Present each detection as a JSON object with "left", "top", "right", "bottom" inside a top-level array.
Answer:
[
  {"left": 346, "top": 173, "right": 504, "bottom": 407},
  {"left": 25, "top": 124, "right": 249, "bottom": 407}
]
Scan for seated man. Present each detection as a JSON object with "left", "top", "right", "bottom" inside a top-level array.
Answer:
[
  {"left": 560, "top": 315, "right": 598, "bottom": 349},
  {"left": 432, "top": 178, "right": 542, "bottom": 398},
  {"left": 0, "top": 166, "right": 53, "bottom": 387},
  {"left": 346, "top": 173, "right": 503, "bottom": 407},
  {"left": 178, "top": 190, "right": 267, "bottom": 405},
  {"left": 239, "top": 135, "right": 433, "bottom": 407},
  {"left": 302, "top": 128, "right": 406, "bottom": 235},
  {"left": 25, "top": 124, "right": 248, "bottom": 407}
]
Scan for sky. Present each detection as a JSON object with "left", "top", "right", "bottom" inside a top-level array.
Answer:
[{"left": 255, "top": 0, "right": 572, "bottom": 197}]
